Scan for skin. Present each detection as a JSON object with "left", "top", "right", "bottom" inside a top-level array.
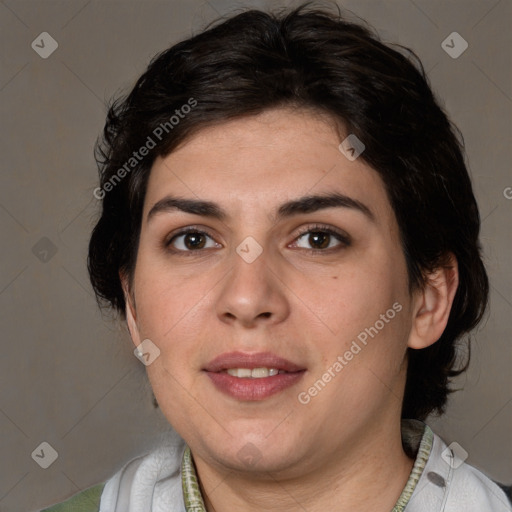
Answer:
[{"left": 121, "top": 107, "right": 459, "bottom": 512}]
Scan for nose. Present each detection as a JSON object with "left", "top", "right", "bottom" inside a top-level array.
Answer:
[{"left": 215, "top": 245, "right": 290, "bottom": 329}]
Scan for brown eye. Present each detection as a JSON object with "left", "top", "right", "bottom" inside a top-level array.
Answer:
[
  {"left": 166, "top": 229, "right": 220, "bottom": 252},
  {"left": 293, "top": 226, "right": 350, "bottom": 252},
  {"left": 182, "top": 232, "right": 207, "bottom": 250},
  {"left": 307, "top": 232, "right": 331, "bottom": 249}
]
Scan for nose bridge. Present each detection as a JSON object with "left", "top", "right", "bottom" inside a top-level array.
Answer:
[{"left": 215, "top": 237, "right": 289, "bottom": 326}]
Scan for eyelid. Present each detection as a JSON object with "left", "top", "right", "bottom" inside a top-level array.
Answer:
[
  {"left": 163, "top": 225, "right": 220, "bottom": 254},
  {"left": 164, "top": 224, "right": 215, "bottom": 244},
  {"left": 164, "top": 223, "right": 351, "bottom": 253},
  {"left": 290, "top": 223, "right": 351, "bottom": 249}
]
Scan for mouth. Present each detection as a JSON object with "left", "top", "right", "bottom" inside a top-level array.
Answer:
[
  {"left": 203, "top": 351, "right": 304, "bottom": 373},
  {"left": 222, "top": 367, "right": 288, "bottom": 378},
  {"left": 203, "top": 351, "right": 306, "bottom": 401}
]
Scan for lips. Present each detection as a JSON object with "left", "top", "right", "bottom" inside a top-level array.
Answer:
[
  {"left": 203, "top": 351, "right": 306, "bottom": 401},
  {"left": 203, "top": 351, "right": 304, "bottom": 373}
]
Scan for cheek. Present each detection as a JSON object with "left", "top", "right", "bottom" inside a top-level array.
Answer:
[
  {"left": 298, "top": 255, "right": 411, "bottom": 405},
  {"left": 133, "top": 255, "right": 220, "bottom": 343},
  {"left": 297, "top": 256, "right": 405, "bottom": 342}
]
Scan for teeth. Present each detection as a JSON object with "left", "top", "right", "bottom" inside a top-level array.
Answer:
[
  {"left": 226, "top": 367, "right": 281, "bottom": 378},
  {"left": 227, "top": 368, "right": 252, "bottom": 378}
]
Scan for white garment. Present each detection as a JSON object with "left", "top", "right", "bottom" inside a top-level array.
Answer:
[
  {"left": 99, "top": 425, "right": 511, "bottom": 512},
  {"left": 99, "top": 429, "right": 187, "bottom": 512},
  {"left": 405, "top": 430, "right": 511, "bottom": 512}
]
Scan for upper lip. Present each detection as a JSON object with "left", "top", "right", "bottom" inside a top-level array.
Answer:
[{"left": 203, "top": 351, "right": 305, "bottom": 373}]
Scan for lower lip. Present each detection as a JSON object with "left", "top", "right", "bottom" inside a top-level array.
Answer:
[{"left": 204, "top": 371, "right": 305, "bottom": 401}]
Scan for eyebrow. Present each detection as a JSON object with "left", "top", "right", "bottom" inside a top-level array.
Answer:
[{"left": 146, "top": 192, "right": 375, "bottom": 224}]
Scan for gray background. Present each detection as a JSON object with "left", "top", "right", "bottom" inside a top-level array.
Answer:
[{"left": 0, "top": 0, "right": 510, "bottom": 510}]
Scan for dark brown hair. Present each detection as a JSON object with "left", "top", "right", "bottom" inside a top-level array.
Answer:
[{"left": 88, "top": 2, "right": 489, "bottom": 421}]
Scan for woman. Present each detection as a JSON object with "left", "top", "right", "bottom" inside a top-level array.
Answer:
[{"left": 43, "top": 3, "right": 511, "bottom": 511}]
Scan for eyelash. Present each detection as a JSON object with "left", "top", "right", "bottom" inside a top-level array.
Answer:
[
  {"left": 293, "top": 224, "right": 351, "bottom": 253},
  {"left": 164, "top": 224, "right": 351, "bottom": 256}
]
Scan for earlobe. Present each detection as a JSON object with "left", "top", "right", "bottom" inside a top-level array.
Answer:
[{"left": 408, "top": 253, "right": 459, "bottom": 350}]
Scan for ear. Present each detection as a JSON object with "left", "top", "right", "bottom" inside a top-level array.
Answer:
[
  {"left": 119, "top": 270, "right": 142, "bottom": 348},
  {"left": 408, "top": 253, "right": 459, "bottom": 350}
]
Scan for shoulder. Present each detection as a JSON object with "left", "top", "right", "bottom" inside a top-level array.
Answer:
[
  {"left": 41, "top": 432, "right": 186, "bottom": 512},
  {"left": 99, "top": 433, "right": 187, "bottom": 511},
  {"left": 446, "top": 458, "right": 512, "bottom": 511},
  {"left": 40, "top": 483, "right": 105, "bottom": 512},
  {"left": 408, "top": 425, "right": 512, "bottom": 511}
]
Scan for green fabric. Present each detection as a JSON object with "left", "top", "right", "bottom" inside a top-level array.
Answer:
[
  {"left": 182, "top": 444, "right": 207, "bottom": 511},
  {"left": 392, "top": 421, "right": 434, "bottom": 511},
  {"left": 40, "top": 483, "right": 105, "bottom": 512}
]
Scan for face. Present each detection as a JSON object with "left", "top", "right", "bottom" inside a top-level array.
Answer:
[{"left": 123, "top": 107, "right": 420, "bottom": 477}]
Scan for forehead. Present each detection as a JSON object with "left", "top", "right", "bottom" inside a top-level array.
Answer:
[{"left": 143, "top": 108, "right": 395, "bottom": 229}]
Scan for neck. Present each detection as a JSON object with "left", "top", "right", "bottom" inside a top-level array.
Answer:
[{"left": 193, "top": 416, "right": 416, "bottom": 512}]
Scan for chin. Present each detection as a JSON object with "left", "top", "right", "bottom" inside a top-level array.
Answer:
[
  {"left": 218, "top": 447, "right": 299, "bottom": 475},
  {"left": 206, "top": 429, "right": 305, "bottom": 474}
]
